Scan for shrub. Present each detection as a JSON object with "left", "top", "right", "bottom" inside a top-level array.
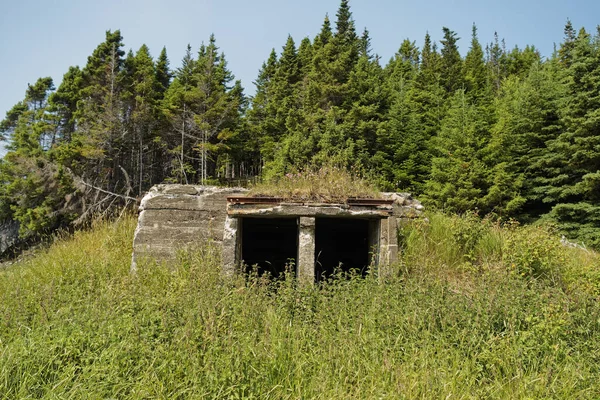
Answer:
[
  {"left": 398, "top": 212, "right": 503, "bottom": 273},
  {"left": 503, "top": 223, "right": 567, "bottom": 282}
]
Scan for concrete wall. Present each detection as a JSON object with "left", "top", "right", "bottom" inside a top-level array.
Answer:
[
  {"left": 132, "top": 184, "right": 424, "bottom": 276},
  {"left": 131, "top": 185, "right": 247, "bottom": 271}
]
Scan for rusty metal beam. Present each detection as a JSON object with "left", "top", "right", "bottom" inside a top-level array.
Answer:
[
  {"left": 226, "top": 196, "right": 284, "bottom": 204},
  {"left": 227, "top": 197, "right": 394, "bottom": 206},
  {"left": 346, "top": 198, "right": 394, "bottom": 206}
]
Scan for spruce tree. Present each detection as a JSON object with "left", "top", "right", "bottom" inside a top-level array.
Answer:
[
  {"left": 246, "top": 49, "right": 278, "bottom": 166},
  {"left": 440, "top": 27, "right": 463, "bottom": 95},
  {"left": 125, "top": 44, "right": 160, "bottom": 194},
  {"left": 484, "top": 62, "right": 562, "bottom": 218},
  {"left": 545, "top": 27, "right": 600, "bottom": 246},
  {"left": 155, "top": 47, "right": 172, "bottom": 95},
  {"left": 463, "top": 25, "right": 488, "bottom": 102},
  {"left": 380, "top": 39, "right": 421, "bottom": 190},
  {"left": 558, "top": 20, "right": 577, "bottom": 68},
  {"left": 426, "top": 90, "right": 490, "bottom": 213},
  {"left": 195, "top": 35, "right": 244, "bottom": 182},
  {"left": 72, "top": 30, "right": 128, "bottom": 193},
  {"left": 297, "top": 37, "right": 314, "bottom": 77},
  {"left": 487, "top": 32, "right": 507, "bottom": 93},
  {"left": 397, "top": 33, "right": 445, "bottom": 193}
]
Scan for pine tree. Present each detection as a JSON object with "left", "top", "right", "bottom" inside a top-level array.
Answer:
[
  {"left": 0, "top": 78, "right": 77, "bottom": 236},
  {"left": 48, "top": 66, "right": 83, "bottom": 144},
  {"left": 0, "top": 102, "right": 28, "bottom": 140}
]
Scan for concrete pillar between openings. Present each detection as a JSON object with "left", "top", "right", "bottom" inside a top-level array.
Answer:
[
  {"left": 368, "top": 219, "right": 380, "bottom": 267},
  {"left": 378, "top": 216, "right": 398, "bottom": 280},
  {"left": 298, "top": 217, "right": 316, "bottom": 285},
  {"left": 222, "top": 216, "right": 239, "bottom": 277}
]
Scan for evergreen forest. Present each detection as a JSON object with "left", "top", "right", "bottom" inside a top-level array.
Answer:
[{"left": 2, "top": 0, "right": 600, "bottom": 248}]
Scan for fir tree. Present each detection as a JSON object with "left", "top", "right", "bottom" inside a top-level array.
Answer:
[
  {"left": 426, "top": 90, "right": 490, "bottom": 213},
  {"left": 545, "top": 27, "right": 600, "bottom": 246},
  {"left": 484, "top": 63, "right": 562, "bottom": 218},
  {"left": 440, "top": 27, "right": 463, "bottom": 95},
  {"left": 487, "top": 32, "right": 507, "bottom": 93},
  {"left": 155, "top": 47, "right": 172, "bottom": 95},
  {"left": 463, "top": 24, "right": 488, "bottom": 101}
]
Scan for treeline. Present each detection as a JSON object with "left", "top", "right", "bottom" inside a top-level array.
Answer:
[{"left": 1, "top": 0, "right": 600, "bottom": 247}]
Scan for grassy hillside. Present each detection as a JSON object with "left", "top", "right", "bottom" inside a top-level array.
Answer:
[{"left": 1, "top": 213, "right": 599, "bottom": 398}]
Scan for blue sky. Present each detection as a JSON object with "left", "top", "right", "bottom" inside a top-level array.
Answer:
[{"left": 1, "top": 0, "right": 599, "bottom": 120}]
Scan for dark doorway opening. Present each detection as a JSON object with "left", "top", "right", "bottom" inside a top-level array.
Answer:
[
  {"left": 315, "top": 218, "right": 372, "bottom": 282},
  {"left": 241, "top": 218, "right": 298, "bottom": 278}
]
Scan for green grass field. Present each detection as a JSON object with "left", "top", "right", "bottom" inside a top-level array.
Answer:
[{"left": 1, "top": 213, "right": 599, "bottom": 399}]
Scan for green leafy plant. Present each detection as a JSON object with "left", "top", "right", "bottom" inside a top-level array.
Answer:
[{"left": 503, "top": 223, "right": 567, "bottom": 282}]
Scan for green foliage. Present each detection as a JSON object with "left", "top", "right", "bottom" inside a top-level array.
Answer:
[
  {"left": 162, "top": 36, "right": 245, "bottom": 184},
  {"left": 440, "top": 27, "right": 464, "bottom": 94},
  {"left": 399, "top": 212, "right": 600, "bottom": 293},
  {"left": 426, "top": 90, "right": 490, "bottom": 213},
  {"left": 484, "top": 62, "right": 562, "bottom": 218},
  {"left": 503, "top": 222, "right": 567, "bottom": 281}
]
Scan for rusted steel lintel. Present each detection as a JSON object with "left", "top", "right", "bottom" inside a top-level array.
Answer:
[
  {"left": 227, "top": 197, "right": 395, "bottom": 206},
  {"left": 346, "top": 198, "right": 394, "bottom": 206},
  {"left": 226, "top": 196, "right": 284, "bottom": 204}
]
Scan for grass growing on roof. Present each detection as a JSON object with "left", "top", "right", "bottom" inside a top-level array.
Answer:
[{"left": 248, "top": 165, "right": 381, "bottom": 202}]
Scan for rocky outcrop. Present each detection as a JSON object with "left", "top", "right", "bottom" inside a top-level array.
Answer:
[
  {"left": 0, "top": 220, "right": 20, "bottom": 257},
  {"left": 381, "top": 192, "right": 425, "bottom": 219}
]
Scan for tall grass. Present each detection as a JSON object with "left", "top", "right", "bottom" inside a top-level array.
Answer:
[
  {"left": 0, "top": 213, "right": 599, "bottom": 398},
  {"left": 249, "top": 166, "right": 380, "bottom": 202}
]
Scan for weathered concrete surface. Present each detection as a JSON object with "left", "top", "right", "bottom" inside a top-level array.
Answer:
[
  {"left": 228, "top": 203, "right": 392, "bottom": 218},
  {"left": 298, "top": 217, "right": 316, "bottom": 285},
  {"left": 378, "top": 216, "right": 398, "bottom": 279},
  {"left": 132, "top": 185, "right": 247, "bottom": 271},
  {"left": 221, "top": 216, "right": 239, "bottom": 276}
]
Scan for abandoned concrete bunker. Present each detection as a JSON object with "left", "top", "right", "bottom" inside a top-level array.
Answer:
[{"left": 132, "top": 185, "right": 423, "bottom": 283}]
